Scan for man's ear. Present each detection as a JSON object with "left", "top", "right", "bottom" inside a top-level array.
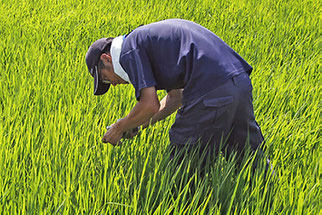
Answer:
[{"left": 100, "top": 53, "right": 112, "bottom": 62}]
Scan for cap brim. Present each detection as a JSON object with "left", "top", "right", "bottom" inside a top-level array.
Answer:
[{"left": 93, "top": 68, "right": 110, "bottom": 95}]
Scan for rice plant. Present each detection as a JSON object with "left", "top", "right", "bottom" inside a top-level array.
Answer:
[{"left": 0, "top": 0, "right": 319, "bottom": 214}]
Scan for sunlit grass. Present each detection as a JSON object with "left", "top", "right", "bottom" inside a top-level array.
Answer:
[{"left": 0, "top": 0, "right": 319, "bottom": 214}]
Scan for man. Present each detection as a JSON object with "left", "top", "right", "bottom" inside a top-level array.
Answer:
[{"left": 85, "top": 19, "right": 264, "bottom": 158}]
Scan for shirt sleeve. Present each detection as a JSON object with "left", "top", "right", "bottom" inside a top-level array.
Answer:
[{"left": 120, "top": 49, "right": 157, "bottom": 100}]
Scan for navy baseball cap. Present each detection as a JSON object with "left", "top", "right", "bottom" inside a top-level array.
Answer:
[{"left": 85, "top": 37, "right": 113, "bottom": 95}]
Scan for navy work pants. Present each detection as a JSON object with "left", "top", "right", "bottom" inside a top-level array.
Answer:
[{"left": 169, "top": 72, "right": 264, "bottom": 158}]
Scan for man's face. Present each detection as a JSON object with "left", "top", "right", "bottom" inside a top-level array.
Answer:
[{"left": 98, "top": 53, "right": 128, "bottom": 86}]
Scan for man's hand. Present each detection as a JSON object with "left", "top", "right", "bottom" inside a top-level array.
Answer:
[
  {"left": 101, "top": 123, "right": 124, "bottom": 146},
  {"left": 123, "top": 127, "right": 140, "bottom": 139},
  {"left": 102, "top": 87, "right": 160, "bottom": 145}
]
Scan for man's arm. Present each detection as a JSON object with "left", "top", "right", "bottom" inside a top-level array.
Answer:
[
  {"left": 102, "top": 87, "right": 160, "bottom": 145},
  {"left": 142, "top": 89, "right": 183, "bottom": 128}
]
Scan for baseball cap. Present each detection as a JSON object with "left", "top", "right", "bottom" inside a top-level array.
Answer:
[{"left": 85, "top": 37, "right": 113, "bottom": 95}]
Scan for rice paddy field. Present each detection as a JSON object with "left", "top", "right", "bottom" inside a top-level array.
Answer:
[{"left": 0, "top": 0, "right": 319, "bottom": 214}]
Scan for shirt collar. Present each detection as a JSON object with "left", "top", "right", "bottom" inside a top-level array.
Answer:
[{"left": 110, "top": 36, "right": 131, "bottom": 84}]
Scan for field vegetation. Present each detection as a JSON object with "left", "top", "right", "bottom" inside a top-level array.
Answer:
[{"left": 0, "top": 0, "right": 319, "bottom": 214}]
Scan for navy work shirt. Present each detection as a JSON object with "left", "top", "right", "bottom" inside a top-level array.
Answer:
[{"left": 119, "top": 19, "right": 252, "bottom": 102}]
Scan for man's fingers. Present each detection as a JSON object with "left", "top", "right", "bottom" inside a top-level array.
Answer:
[
  {"left": 108, "top": 140, "right": 122, "bottom": 146},
  {"left": 101, "top": 137, "right": 122, "bottom": 146},
  {"left": 101, "top": 136, "right": 108, "bottom": 143},
  {"left": 102, "top": 123, "right": 124, "bottom": 146},
  {"left": 101, "top": 134, "right": 122, "bottom": 146},
  {"left": 123, "top": 128, "right": 139, "bottom": 139}
]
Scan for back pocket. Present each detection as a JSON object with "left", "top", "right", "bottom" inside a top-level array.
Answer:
[{"left": 202, "top": 96, "right": 234, "bottom": 125}]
